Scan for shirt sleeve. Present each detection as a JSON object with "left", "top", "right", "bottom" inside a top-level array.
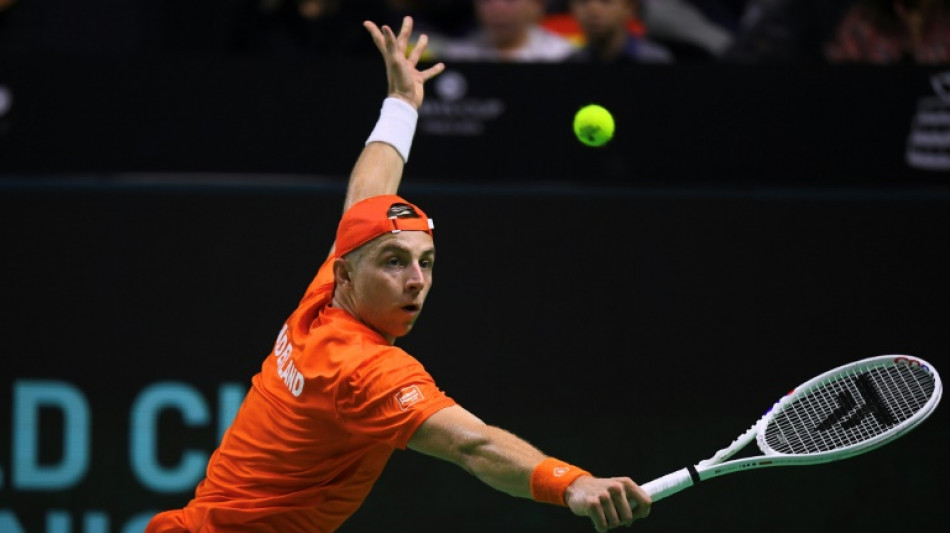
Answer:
[{"left": 337, "top": 348, "right": 456, "bottom": 449}]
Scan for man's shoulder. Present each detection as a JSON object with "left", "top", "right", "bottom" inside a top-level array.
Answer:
[
  {"left": 350, "top": 343, "right": 419, "bottom": 378},
  {"left": 293, "top": 308, "right": 396, "bottom": 374}
]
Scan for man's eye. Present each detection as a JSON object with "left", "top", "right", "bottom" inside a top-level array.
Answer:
[
  {"left": 420, "top": 259, "right": 433, "bottom": 269},
  {"left": 386, "top": 257, "right": 402, "bottom": 267}
]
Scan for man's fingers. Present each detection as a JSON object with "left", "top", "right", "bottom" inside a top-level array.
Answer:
[
  {"left": 367, "top": 17, "right": 422, "bottom": 60},
  {"left": 381, "top": 24, "right": 397, "bottom": 53},
  {"left": 362, "top": 21, "right": 385, "bottom": 52},
  {"left": 397, "top": 16, "right": 413, "bottom": 47},
  {"left": 589, "top": 504, "right": 608, "bottom": 533},
  {"left": 600, "top": 493, "right": 622, "bottom": 529},
  {"left": 568, "top": 477, "right": 651, "bottom": 531},
  {"left": 419, "top": 62, "right": 445, "bottom": 82},
  {"left": 368, "top": 21, "right": 398, "bottom": 57},
  {"left": 610, "top": 480, "right": 635, "bottom": 526},
  {"left": 408, "top": 33, "right": 428, "bottom": 65},
  {"left": 625, "top": 479, "right": 652, "bottom": 520}
]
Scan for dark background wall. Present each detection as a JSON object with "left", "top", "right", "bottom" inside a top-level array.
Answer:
[
  {"left": 2, "top": 183, "right": 948, "bottom": 533},
  {"left": 1, "top": 33, "right": 949, "bottom": 532},
  {"left": 0, "top": 59, "right": 948, "bottom": 185}
]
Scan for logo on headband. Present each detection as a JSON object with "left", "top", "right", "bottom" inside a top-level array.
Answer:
[{"left": 388, "top": 204, "right": 420, "bottom": 219}]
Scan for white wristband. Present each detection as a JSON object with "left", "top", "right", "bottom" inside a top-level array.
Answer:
[{"left": 365, "top": 97, "right": 418, "bottom": 163}]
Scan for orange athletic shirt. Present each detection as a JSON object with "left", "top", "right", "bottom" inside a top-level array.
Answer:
[{"left": 180, "top": 256, "right": 456, "bottom": 532}]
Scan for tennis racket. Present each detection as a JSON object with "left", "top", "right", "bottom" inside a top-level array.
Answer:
[{"left": 639, "top": 354, "right": 942, "bottom": 505}]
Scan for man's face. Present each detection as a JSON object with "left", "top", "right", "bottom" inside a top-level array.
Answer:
[
  {"left": 571, "top": 0, "right": 635, "bottom": 43},
  {"left": 346, "top": 231, "right": 435, "bottom": 342},
  {"left": 475, "top": 0, "right": 541, "bottom": 47}
]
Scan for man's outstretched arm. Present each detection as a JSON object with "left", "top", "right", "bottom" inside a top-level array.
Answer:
[
  {"left": 409, "top": 405, "right": 652, "bottom": 532},
  {"left": 341, "top": 17, "right": 443, "bottom": 215}
]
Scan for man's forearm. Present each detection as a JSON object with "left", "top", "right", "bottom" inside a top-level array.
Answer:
[
  {"left": 453, "top": 424, "right": 547, "bottom": 498},
  {"left": 343, "top": 141, "right": 405, "bottom": 212},
  {"left": 342, "top": 95, "right": 419, "bottom": 213},
  {"left": 409, "top": 408, "right": 547, "bottom": 499}
]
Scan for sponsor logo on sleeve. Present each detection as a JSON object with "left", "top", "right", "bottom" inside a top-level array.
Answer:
[{"left": 395, "top": 385, "right": 424, "bottom": 411}]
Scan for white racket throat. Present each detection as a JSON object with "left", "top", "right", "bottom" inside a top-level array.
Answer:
[{"left": 641, "top": 355, "right": 942, "bottom": 504}]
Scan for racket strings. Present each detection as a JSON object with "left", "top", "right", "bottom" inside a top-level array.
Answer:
[{"left": 763, "top": 363, "right": 935, "bottom": 455}]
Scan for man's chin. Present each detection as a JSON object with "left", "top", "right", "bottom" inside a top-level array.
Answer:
[{"left": 389, "top": 323, "right": 416, "bottom": 340}]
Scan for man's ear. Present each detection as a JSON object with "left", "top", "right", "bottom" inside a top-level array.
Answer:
[{"left": 333, "top": 257, "right": 352, "bottom": 285}]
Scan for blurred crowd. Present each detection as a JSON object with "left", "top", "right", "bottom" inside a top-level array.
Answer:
[{"left": 1, "top": 0, "right": 949, "bottom": 65}]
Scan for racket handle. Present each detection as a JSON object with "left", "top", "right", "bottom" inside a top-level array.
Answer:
[{"left": 638, "top": 468, "right": 695, "bottom": 505}]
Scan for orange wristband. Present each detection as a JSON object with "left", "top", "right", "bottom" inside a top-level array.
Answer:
[{"left": 530, "top": 457, "right": 592, "bottom": 506}]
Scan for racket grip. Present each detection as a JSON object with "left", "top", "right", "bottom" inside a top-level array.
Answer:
[{"left": 639, "top": 468, "right": 695, "bottom": 504}]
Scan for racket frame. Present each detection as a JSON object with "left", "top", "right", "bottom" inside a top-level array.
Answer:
[{"left": 642, "top": 355, "right": 942, "bottom": 502}]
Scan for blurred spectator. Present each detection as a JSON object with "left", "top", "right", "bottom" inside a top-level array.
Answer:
[
  {"left": 723, "top": 0, "right": 852, "bottom": 62},
  {"left": 639, "top": 0, "right": 737, "bottom": 60},
  {"left": 825, "top": 0, "right": 950, "bottom": 64},
  {"left": 568, "top": 0, "right": 674, "bottom": 63},
  {"left": 428, "top": 0, "right": 576, "bottom": 62}
]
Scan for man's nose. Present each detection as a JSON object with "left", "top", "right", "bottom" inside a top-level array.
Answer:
[{"left": 405, "top": 262, "right": 426, "bottom": 290}]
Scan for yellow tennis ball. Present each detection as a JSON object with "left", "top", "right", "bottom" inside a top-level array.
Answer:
[{"left": 573, "top": 104, "right": 615, "bottom": 147}]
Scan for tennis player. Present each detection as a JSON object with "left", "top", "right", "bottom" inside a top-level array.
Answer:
[{"left": 145, "top": 16, "right": 651, "bottom": 533}]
